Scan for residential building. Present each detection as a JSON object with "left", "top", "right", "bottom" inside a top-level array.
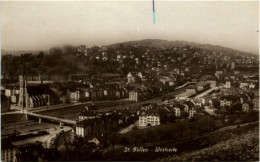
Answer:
[
  {"left": 220, "top": 99, "right": 232, "bottom": 107},
  {"left": 183, "top": 104, "right": 189, "bottom": 112},
  {"left": 220, "top": 96, "right": 237, "bottom": 107},
  {"left": 242, "top": 103, "right": 250, "bottom": 112},
  {"left": 186, "top": 86, "right": 197, "bottom": 93},
  {"left": 1, "top": 140, "right": 17, "bottom": 162},
  {"left": 76, "top": 123, "right": 87, "bottom": 137},
  {"left": 196, "top": 82, "right": 210, "bottom": 91},
  {"left": 249, "top": 83, "right": 256, "bottom": 89},
  {"left": 76, "top": 114, "right": 120, "bottom": 138},
  {"left": 139, "top": 110, "right": 160, "bottom": 127},
  {"left": 174, "top": 107, "right": 181, "bottom": 117},
  {"left": 1, "top": 94, "right": 10, "bottom": 112},
  {"left": 127, "top": 72, "right": 137, "bottom": 83},
  {"left": 231, "top": 62, "right": 235, "bottom": 69},
  {"left": 79, "top": 110, "right": 98, "bottom": 121},
  {"left": 215, "top": 70, "right": 223, "bottom": 76},
  {"left": 69, "top": 88, "right": 83, "bottom": 103},
  {"left": 240, "top": 82, "right": 249, "bottom": 89},
  {"left": 207, "top": 80, "right": 217, "bottom": 88},
  {"left": 225, "top": 81, "right": 231, "bottom": 88},
  {"left": 189, "top": 109, "right": 196, "bottom": 119},
  {"left": 129, "top": 90, "right": 138, "bottom": 102},
  {"left": 5, "top": 89, "right": 13, "bottom": 97},
  {"left": 11, "top": 95, "right": 19, "bottom": 104},
  {"left": 175, "top": 91, "right": 195, "bottom": 100},
  {"left": 253, "top": 96, "right": 259, "bottom": 110},
  {"left": 141, "top": 103, "right": 152, "bottom": 110}
]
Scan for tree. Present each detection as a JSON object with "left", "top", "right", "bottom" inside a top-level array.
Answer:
[
  {"left": 108, "top": 133, "right": 119, "bottom": 149},
  {"left": 72, "top": 136, "right": 85, "bottom": 150},
  {"left": 211, "top": 99, "right": 220, "bottom": 109},
  {"left": 159, "top": 112, "right": 168, "bottom": 123},
  {"left": 176, "top": 121, "right": 185, "bottom": 137},
  {"left": 196, "top": 116, "right": 216, "bottom": 134}
]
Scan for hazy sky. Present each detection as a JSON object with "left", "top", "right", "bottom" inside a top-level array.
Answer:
[{"left": 1, "top": 1, "right": 259, "bottom": 54}]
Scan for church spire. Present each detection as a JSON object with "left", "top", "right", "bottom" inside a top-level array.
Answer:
[
  {"left": 19, "top": 63, "right": 28, "bottom": 109},
  {"left": 22, "top": 63, "right": 27, "bottom": 79}
]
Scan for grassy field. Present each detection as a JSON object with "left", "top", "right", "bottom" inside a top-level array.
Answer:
[
  {"left": 99, "top": 122, "right": 259, "bottom": 161},
  {"left": 35, "top": 105, "right": 85, "bottom": 120},
  {"left": 160, "top": 122, "right": 259, "bottom": 161},
  {"left": 1, "top": 114, "right": 27, "bottom": 125},
  {"left": 36, "top": 100, "right": 133, "bottom": 120}
]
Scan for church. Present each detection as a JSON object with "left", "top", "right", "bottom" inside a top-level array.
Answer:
[{"left": 18, "top": 68, "right": 54, "bottom": 108}]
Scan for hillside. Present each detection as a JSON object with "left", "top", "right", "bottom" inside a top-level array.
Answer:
[
  {"left": 160, "top": 122, "right": 259, "bottom": 161},
  {"left": 2, "top": 39, "right": 257, "bottom": 56},
  {"left": 108, "top": 39, "right": 256, "bottom": 56},
  {"left": 1, "top": 49, "right": 49, "bottom": 55}
]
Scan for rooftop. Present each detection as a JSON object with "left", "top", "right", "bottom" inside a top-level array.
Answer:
[{"left": 175, "top": 91, "right": 195, "bottom": 98}]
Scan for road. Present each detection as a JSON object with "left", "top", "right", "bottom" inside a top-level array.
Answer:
[
  {"left": 56, "top": 130, "right": 74, "bottom": 150},
  {"left": 195, "top": 86, "right": 221, "bottom": 98},
  {"left": 119, "top": 121, "right": 138, "bottom": 134},
  {"left": 55, "top": 130, "right": 75, "bottom": 160}
]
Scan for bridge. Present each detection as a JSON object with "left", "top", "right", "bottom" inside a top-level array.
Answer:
[{"left": 25, "top": 112, "right": 77, "bottom": 126}]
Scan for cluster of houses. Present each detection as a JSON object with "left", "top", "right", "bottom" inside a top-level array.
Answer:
[
  {"left": 75, "top": 105, "right": 136, "bottom": 138},
  {"left": 75, "top": 101, "right": 201, "bottom": 139},
  {"left": 213, "top": 68, "right": 259, "bottom": 90},
  {"left": 69, "top": 70, "right": 180, "bottom": 103},
  {"left": 137, "top": 101, "right": 199, "bottom": 127},
  {"left": 175, "top": 82, "right": 211, "bottom": 100},
  {"left": 128, "top": 83, "right": 165, "bottom": 102},
  {"left": 76, "top": 43, "right": 258, "bottom": 76},
  {"left": 1, "top": 139, "right": 60, "bottom": 162},
  {"left": 1, "top": 75, "right": 55, "bottom": 110},
  {"left": 68, "top": 82, "right": 129, "bottom": 103},
  {"left": 76, "top": 114, "right": 121, "bottom": 138},
  {"left": 1, "top": 42, "right": 259, "bottom": 113},
  {"left": 198, "top": 88, "right": 259, "bottom": 113}
]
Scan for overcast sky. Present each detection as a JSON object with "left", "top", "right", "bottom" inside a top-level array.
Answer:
[{"left": 1, "top": 1, "right": 259, "bottom": 54}]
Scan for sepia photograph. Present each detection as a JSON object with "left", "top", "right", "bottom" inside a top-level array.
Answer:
[{"left": 0, "top": 1, "right": 259, "bottom": 161}]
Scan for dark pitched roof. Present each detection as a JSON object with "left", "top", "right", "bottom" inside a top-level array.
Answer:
[
  {"left": 79, "top": 110, "right": 97, "bottom": 117},
  {"left": 27, "top": 84, "right": 53, "bottom": 95},
  {"left": 183, "top": 100, "right": 195, "bottom": 107},
  {"left": 86, "top": 105, "right": 97, "bottom": 110},
  {"left": 102, "top": 73, "right": 121, "bottom": 77},
  {"left": 139, "top": 109, "right": 160, "bottom": 116},
  {"left": 1, "top": 140, "right": 15, "bottom": 149},
  {"left": 220, "top": 95, "right": 239, "bottom": 101}
]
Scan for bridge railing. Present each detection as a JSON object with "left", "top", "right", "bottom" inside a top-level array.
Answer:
[{"left": 26, "top": 112, "right": 76, "bottom": 124}]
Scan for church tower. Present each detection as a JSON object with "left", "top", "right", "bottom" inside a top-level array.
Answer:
[{"left": 18, "top": 63, "right": 29, "bottom": 108}]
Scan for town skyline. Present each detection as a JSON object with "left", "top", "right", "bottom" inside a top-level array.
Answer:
[
  {"left": 1, "top": 1, "right": 259, "bottom": 54},
  {"left": 1, "top": 1, "right": 259, "bottom": 161}
]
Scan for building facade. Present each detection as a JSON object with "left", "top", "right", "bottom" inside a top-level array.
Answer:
[
  {"left": 129, "top": 91, "right": 138, "bottom": 102},
  {"left": 139, "top": 111, "right": 160, "bottom": 127}
]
